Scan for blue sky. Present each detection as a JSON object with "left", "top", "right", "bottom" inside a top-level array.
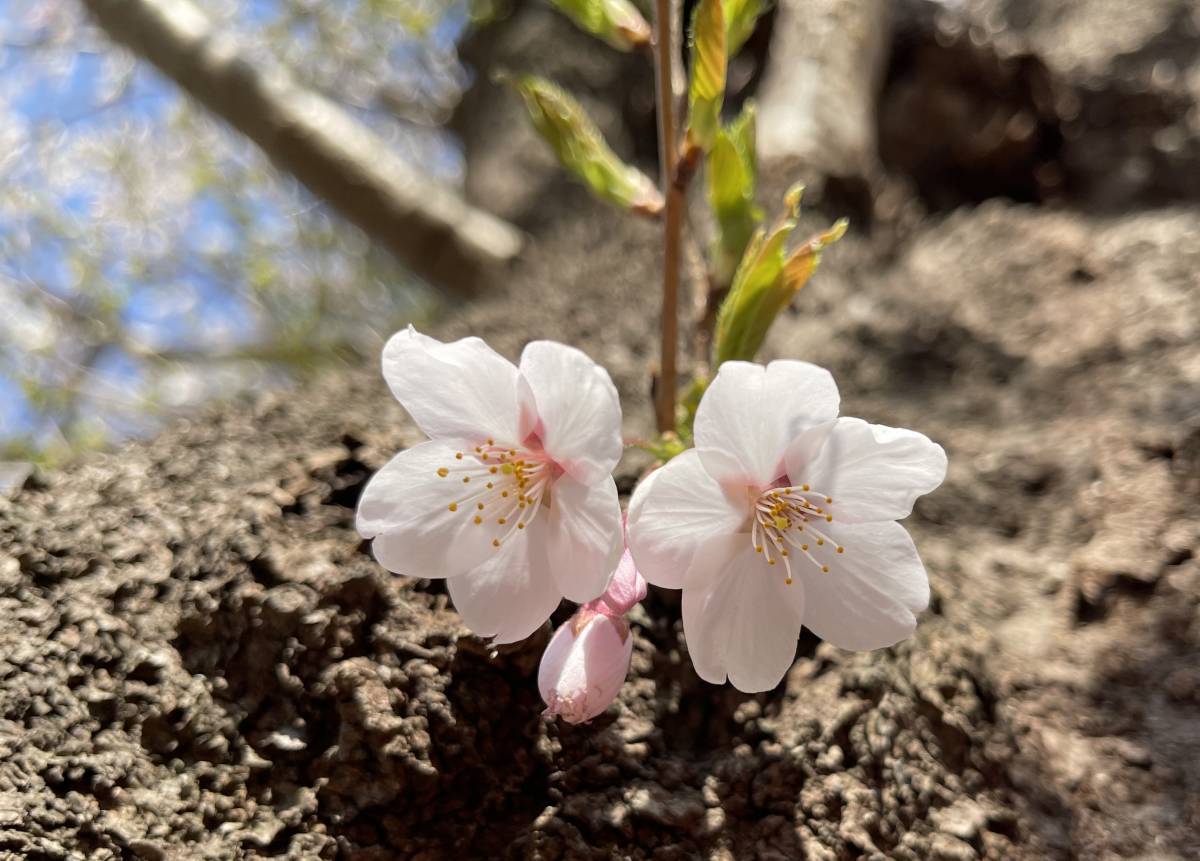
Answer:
[{"left": 0, "top": 0, "right": 456, "bottom": 455}]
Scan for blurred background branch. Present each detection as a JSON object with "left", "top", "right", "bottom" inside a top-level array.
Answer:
[{"left": 80, "top": 0, "right": 522, "bottom": 294}]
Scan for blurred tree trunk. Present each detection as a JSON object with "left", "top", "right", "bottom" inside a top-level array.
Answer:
[
  {"left": 756, "top": 0, "right": 892, "bottom": 216},
  {"left": 80, "top": 0, "right": 523, "bottom": 295}
]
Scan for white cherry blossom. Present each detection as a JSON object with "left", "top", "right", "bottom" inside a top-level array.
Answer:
[
  {"left": 357, "top": 327, "right": 625, "bottom": 643},
  {"left": 627, "top": 360, "right": 947, "bottom": 692}
]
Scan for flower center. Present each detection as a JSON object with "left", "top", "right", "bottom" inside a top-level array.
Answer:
[
  {"left": 434, "top": 439, "right": 554, "bottom": 549},
  {"left": 751, "top": 483, "right": 844, "bottom": 585}
]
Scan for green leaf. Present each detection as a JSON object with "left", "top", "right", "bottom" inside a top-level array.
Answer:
[
  {"left": 635, "top": 431, "right": 688, "bottom": 463},
  {"left": 706, "top": 102, "right": 763, "bottom": 285},
  {"left": 676, "top": 373, "right": 709, "bottom": 442},
  {"left": 507, "top": 75, "right": 663, "bottom": 215},
  {"left": 723, "top": 0, "right": 771, "bottom": 59},
  {"left": 686, "top": 0, "right": 727, "bottom": 152},
  {"left": 712, "top": 187, "right": 847, "bottom": 366},
  {"left": 546, "top": 0, "right": 652, "bottom": 50}
]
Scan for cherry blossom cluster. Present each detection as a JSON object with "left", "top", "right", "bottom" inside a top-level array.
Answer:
[{"left": 358, "top": 328, "right": 946, "bottom": 722}]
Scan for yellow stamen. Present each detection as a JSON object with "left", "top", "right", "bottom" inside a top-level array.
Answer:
[{"left": 437, "top": 467, "right": 448, "bottom": 478}]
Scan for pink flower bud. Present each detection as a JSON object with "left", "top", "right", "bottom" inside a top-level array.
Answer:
[
  {"left": 585, "top": 548, "right": 647, "bottom": 618},
  {"left": 538, "top": 610, "right": 634, "bottom": 724}
]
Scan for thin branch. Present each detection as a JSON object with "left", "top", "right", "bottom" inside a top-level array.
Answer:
[{"left": 653, "top": 0, "right": 683, "bottom": 434}]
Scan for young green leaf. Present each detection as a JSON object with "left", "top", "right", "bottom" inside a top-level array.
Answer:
[
  {"left": 546, "top": 0, "right": 652, "bottom": 51},
  {"left": 686, "top": 0, "right": 727, "bottom": 152},
  {"left": 712, "top": 187, "right": 847, "bottom": 366},
  {"left": 723, "top": 0, "right": 770, "bottom": 59},
  {"left": 508, "top": 75, "right": 663, "bottom": 216},
  {"left": 635, "top": 431, "right": 688, "bottom": 464},
  {"left": 706, "top": 102, "right": 763, "bottom": 286}
]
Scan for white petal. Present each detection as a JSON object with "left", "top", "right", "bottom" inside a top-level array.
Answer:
[
  {"left": 694, "top": 360, "right": 840, "bottom": 485},
  {"left": 518, "top": 340, "right": 623, "bottom": 484},
  {"left": 797, "top": 520, "right": 929, "bottom": 651},
  {"left": 791, "top": 417, "right": 947, "bottom": 524},
  {"left": 446, "top": 520, "right": 562, "bottom": 644},
  {"left": 626, "top": 449, "right": 746, "bottom": 590},
  {"left": 681, "top": 536, "right": 805, "bottom": 693},
  {"left": 543, "top": 475, "right": 623, "bottom": 602},
  {"left": 382, "top": 326, "right": 525, "bottom": 444},
  {"left": 358, "top": 440, "right": 499, "bottom": 579}
]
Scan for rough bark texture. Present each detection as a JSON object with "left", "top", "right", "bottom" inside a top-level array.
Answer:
[
  {"left": 4, "top": 1, "right": 1200, "bottom": 858},
  {"left": 80, "top": 0, "right": 523, "bottom": 296}
]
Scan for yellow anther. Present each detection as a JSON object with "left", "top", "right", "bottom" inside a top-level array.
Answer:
[
  {"left": 498, "top": 517, "right": 507, "bottom": 525},
  {"left": 474, "top": 446, "right": 482, "bottom": 453},
  {"left": 489, "top": 466, "right": 498, "bottom": 474},
  {"left": 436, "top": 467, "right": 449, "bottom": 478},
  {"left": 501, "top": 464, "right": 514, "bottom": 475},
  {"left": 836, "top": 546, "right": 845, "bottom": 554},
  {"left": 462, "top": 476, "right": 470, "bottom": 483},
  {"left": 821, "top": 565, "right": 829, "bottom": 573},
  {"left": 492, "top": 538, "right": 501, "bottom": 547},
  {"left": 801, "top": 544, "right": 809, "bottom": 551},
  {"left": 825, "top": 515, "right": 833, "bottom": 522},
  {"left": 501, "top": 491, "right": 509, "bottom": 498},
  {"left": 448, "top": 503, "right": 458, "bottom": 512},
  {"left": 825, "top": 497, "right": 833, "bottom": 504},
  {"left": 477, "top": 502, "right": 484, "bottom": 510},
  {"left": 781, "top": 550, "right": 789, "bottom": 557},
  {"left": 455, "top": 452, "right": 464, "bottom": 460},
  {"left": 755, "top": 546, "right": 764, "bottom": 553},
  {"left": 487, "top": 438, "right": 494, "bottom": 445},
  {"left": 802, "top": 484, "right": 810, "bottom": 491},
  {"left": 785, "top": 577, "right": 793, "bottom": 585},
  {"left": 817, "top": 539, "right": 824, "bottom": 546},
  {"left": 517, "top": 522, "right": 525, "bottom": 530},
  {"left": 473, "top": 516, "right": 482, "bottom": 525},
  {"left": 769, "top": 559, "right": 777, "bottom": 566}
]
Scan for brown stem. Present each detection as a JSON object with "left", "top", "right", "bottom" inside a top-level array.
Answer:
[{"left": 652, "top": 0, "right": 683, "bottom": 434}]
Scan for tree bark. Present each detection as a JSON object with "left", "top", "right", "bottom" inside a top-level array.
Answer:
[
  {"left": 80, "top": 0, "right": 523, "bottom": 295},
  {"left": 756, "top": 0, "right": 891, "bottom": 209}
]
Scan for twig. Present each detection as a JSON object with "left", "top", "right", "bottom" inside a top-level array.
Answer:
[{"left": 652, "top": 0, "right": 683, "bottom": 434}]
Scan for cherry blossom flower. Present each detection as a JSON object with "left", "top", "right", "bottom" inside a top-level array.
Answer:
[
  {"left": 357, "top": 327, "right": 625, "bottom": 643},
  {"left": 627, "top": 360, "right": 947, "bottom": 692},
  {"left": 540, "top": 547, "right": 646, "bottom": 723}
]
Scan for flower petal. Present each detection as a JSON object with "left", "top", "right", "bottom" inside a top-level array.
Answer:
[
  {"left": 358, "top": 440, "right": 500, "bottom": 579},
  {"left": 681, "top": 535, "right": 806, "bottom": 692},
  {"left": 446, "top": 520, "right": 562, "bottom": 644},
  {"left": 543, "top": 475, "right": 623, "bottom": 602},
  {"left": 791, "top": 417, "right": 947, "bottom": 524},
  {"left": 518, "top": 340, "right": 623, "bottom": 484},
  {"left": 382, "top": 326, "right": 525, "bottom": 444},
  {"left": 797, "top": 520, "right": 930, "bottom": 651},
  {"left": 626, "top": 449, "right": 746, "bottom": 589},
  {"left": 694, "top": 360, "right": 840, "bottom": 485}
]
